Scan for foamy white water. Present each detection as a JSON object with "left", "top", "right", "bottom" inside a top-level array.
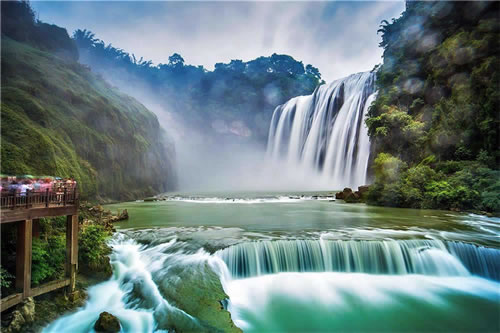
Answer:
[
  {"left": 43, "top": 237, "right": 197, "bottom": 333},
  {"left": 43, "top": 228, "right": 500, "bottom": 332},
  {"left": 163, "top": 195, "right": 334, "bottom": 204},
  {"left": 267, "top": 72, "right": 376, "bottom": 189}
]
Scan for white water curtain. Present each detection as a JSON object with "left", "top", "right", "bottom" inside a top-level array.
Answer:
[{"left": 267, "top": 72, "right": 376, "bottom": 189}]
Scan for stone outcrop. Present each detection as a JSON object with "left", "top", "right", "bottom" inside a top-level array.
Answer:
[
  {"left": 94, "top": 312, "right": 120, "bottom": 333},
  {"left": 335, "top": 188, "right": 353, "bottom": 200},
  {"left": 335, "top": 185, "right": 370, "bottom": 203},
  {"left": 358, "top": 185, "right": 370, "bottom": 196},
  {"left": 3, "top": 297, "right": 35, "bottom": 333},
  {"left": 82, "top": 204, "right": 129, "bottom": 228}
]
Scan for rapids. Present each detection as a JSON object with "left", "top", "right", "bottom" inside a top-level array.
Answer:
[{"left": 43, "top": 196, "right": 500, "bottom": 332}]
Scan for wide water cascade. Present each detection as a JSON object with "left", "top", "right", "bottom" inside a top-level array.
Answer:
[
  {"left": 267, "top": 72, "right": 376, "bottom": 188},
  {"left": 216, "top": 239, "right": 500, "bottom": 280},
  {"left": 43, "top": 197, "right": 500, "bottom": 332}
]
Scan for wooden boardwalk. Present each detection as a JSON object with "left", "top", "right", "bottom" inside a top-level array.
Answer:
[{"left": 0, "top": 188, "right": 79, "bottom": 311}]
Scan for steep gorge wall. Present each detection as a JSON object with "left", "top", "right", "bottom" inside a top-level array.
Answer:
[{"left": 1, "top": 2, "right": 176, "bottom": 200}]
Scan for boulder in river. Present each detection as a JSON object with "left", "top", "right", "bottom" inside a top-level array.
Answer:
[
  {"left": 345, "top": 191, "right": 361, "bottom": 203},
  {"left": 94, "top": 312, "right": 120, "bottom": 333},
  {"left": 335, "top": 188, "right": 354, "bottom": 200},
  {"left": 358, "top": 185, "right": 370, "bottom": 196},
  {"left": 335, "top": 187, "right": 368, "bottom": 203}
]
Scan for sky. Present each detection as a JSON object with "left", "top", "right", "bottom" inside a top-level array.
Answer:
[{"left": 32, "top": 1, "right": 405, "bottom": 82}]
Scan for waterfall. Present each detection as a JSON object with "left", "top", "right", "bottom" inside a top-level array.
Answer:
[
  {"left": 43, "top": 233, "right": 500, "bottom": 333},
  {"left": 216, "top": 239, "right": 500, "bottom": 280},
  {"left": 267, "top": 72, "right": 376, "bottom": 189}
]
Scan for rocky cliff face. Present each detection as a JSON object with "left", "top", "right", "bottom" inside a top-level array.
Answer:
[{"left": 1, "top": 1, "right": 177, "bottom": 200}]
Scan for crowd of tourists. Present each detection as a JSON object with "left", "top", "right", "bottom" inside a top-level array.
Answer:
[{"left": 0, "top": 175, "right": 77, "bottom": 196}]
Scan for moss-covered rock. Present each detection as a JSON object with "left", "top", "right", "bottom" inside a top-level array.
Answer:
[
  {"left": 94, "top": 312, "right": 120, "bottom": 333},
  {"left": 158, "top": 263, "right": 242, "bottom": 332}
]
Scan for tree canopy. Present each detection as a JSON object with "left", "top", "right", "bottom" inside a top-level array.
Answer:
[{"left": 73, "top": 29, "right": 324, "bottom": 141}]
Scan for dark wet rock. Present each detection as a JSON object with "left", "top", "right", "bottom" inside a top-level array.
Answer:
[
  {"left": 5, "top": 310, "right": 26, "bottom": 333},
  {"left": 344, "top": 191, "right": 360, "bottom": 203},
  {"left": 108, "top": 209, "right": 129, "bottom": 223},
  {"left": 336, "top": 187, "right": 366, "bottom": 203},
  {"left": 358, "top": 185, "right": 370, "bottom": 195},
  {"left": 94, "top": 312, "right": 120, "bottom": 333},
  {"left": 336, "top": 186, "right": 370, "bottom": 203},
  {"left": 3, "top": 297, "right": 35, "bottom": 333},
  {"left": 118, "top": 209, "right": 128, "bottom": 220},
  {"left": 335, "top": 187, "right": 353, "bottom": 200}
]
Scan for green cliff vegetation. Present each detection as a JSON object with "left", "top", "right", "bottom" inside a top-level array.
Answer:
[
  {"left": 366, "top": 1, "right": 499, "bottom": 214},
  {"left": 1, "top": 1, "right": 176, "bottom": 201}
]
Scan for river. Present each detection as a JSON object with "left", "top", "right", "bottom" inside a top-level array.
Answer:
[{"left": 44, "top": 192, "right": 500, "bottom": 332}]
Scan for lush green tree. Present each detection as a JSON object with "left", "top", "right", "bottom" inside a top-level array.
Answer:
[
  {"left": 305, "top": 64, "right": 321, "bottom": 80},
  {"left": 366, "top": 1, "right": 499, "bottom": 213}
]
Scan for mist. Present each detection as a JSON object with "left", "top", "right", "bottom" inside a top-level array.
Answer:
[
  {"left": 109, "top": 80, "right": 334, "bottom": 193},
  {"left": 30, "top": 1, "right": 409, "bottom": 193}
]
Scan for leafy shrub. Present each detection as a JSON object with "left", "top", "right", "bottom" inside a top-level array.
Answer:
[
  {"left": 373, "top": 153, "right": 407, "bottom": 182},
  {"left": 369, "top": 157, "right": 498, "bottom": 213},
  {"left": 31, "top": 236, "right": 66, "bottom": 285},
  {"left": 39, "top": 216, "right": 66, "bottom": 236},
  {"left": 0, "top": 266, "right": 14, "bottom": 289},
  {"left": 365, "top": 2, "right": 499, "bottom": 214},
  {"left": 79, "top": 224, "right": 111, "bottom": 272}
]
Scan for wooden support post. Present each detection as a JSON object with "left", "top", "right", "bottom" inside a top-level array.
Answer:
[
  {"left": 33, "top": 219, "right": 40, "bottom": 239},
  {"left": 66, "top": 215, "right": 78, "bottom": 292},
  {"left": 45, "top": 188, "right": 49, "bottom": 208},
  {"left": 16, "top": 219, "right": 32, "bottom": 298}
]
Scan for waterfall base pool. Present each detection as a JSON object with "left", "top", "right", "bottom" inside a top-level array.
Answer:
[{"left": 44, "top": 193, "right": 500, "bottom": 332}]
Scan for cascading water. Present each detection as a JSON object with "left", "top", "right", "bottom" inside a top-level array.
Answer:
[
  {"left": 43, "top": 231, "right": 500, "bottom": 333},
  {"left": 216, "top": 238, "right": 500, "bottom": 332},
  {"left": 216, "top": 239, "right": 500, "bottom": 280},
  {"left": 267, "top": 72, "right": 376, "bottom": 188}
]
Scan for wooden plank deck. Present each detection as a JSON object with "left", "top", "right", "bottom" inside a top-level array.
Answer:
[
  {"left": 0, "top": 188, "right": 79, "bottom": 311},
  {"left": 0, "top": 293, "right": 23, "bottom": 312},
  {"left": 1, "top": 205, "right": 78, "bottom": 224},
  {"left": 1, "top": 189, "right": 78, "bottom": 224}
]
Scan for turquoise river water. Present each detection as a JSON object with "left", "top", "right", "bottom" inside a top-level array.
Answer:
[{"left": 44, "top": 192, "right": 500, "bottom": 332}]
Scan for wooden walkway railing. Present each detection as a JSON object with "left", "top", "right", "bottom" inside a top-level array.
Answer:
[
  {"left": 0, "top": 187, "right": 79, "bottom": 312},
  {"left": 1, "top": 187, "right": 78, "bottom": 210}
]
